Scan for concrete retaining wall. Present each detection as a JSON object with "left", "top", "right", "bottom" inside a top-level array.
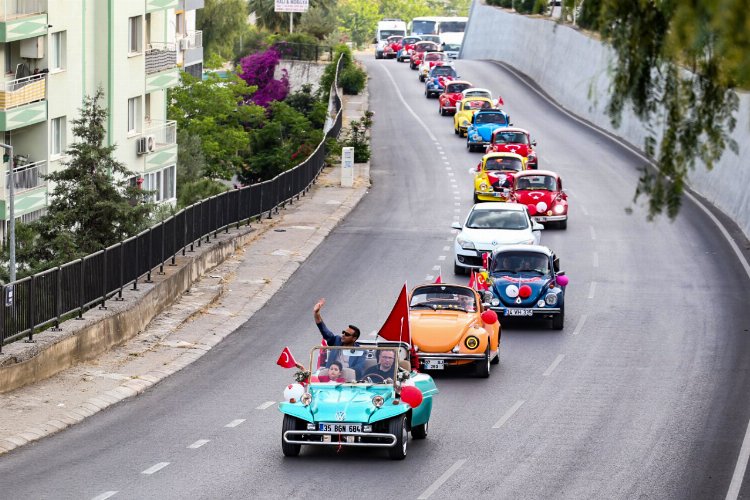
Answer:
[
  {"left": 462, "top": 1, "right": 750, "bottom": 238},
  {"left": 277, "top": 60, "right": 327, "bottom": 94}
]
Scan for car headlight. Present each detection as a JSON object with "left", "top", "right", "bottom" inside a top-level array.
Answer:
[
  {"left": 554, "top": 204, "right": 565, "bottom": 214},
  {"left": 472, "top": 134, "right": 481, "bottom": 141},
  {"left": 479, "top": 182, "right": 488, "bottom": 191},
  {"left": 464, "top": 335, "right": 480, "bottom": 350},
  {"left": 300, "top": 393, "right": 312, "bottom": 406},
  {"left": 462, "top": 119, "right": 469, "bottom": 126},
  {"left": 545, "top": 293, "right": 557, "bottom": 306},
  {"left": 518, "top": 238, "right": 535, "bottom": 245},
  {"left": 491, "top": 297, "right": 500, "bottom": 306},
  {"left": 456, "top": 236, "right": 475, "bottom": 250},
  {"left": 372, "top": 395, "right": 385, "bottom": 408},
  {"left": 483, "top": 291, "right": 494, "bottom": 302}
]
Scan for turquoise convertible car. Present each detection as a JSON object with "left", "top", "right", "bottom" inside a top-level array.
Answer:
[{"left": 279, "top": 342, "right": 438, "bottom": 460}]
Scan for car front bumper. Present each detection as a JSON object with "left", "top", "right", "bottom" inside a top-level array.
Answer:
[
  {"left": 284, "top": 430, "right": 397, "bottom": 448},
  {"left": 533, "top": 214, "right": 567, "bottom": 223}
]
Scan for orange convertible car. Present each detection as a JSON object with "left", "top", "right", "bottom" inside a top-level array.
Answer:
[{"left": 410, "top": 284, "right": 501, "bottom": 378}]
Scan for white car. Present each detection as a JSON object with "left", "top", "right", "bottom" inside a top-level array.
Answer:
[
  {"left": 418, "top": 52, "right": 448, "bottom": 81},
  {"left": 461, "top": 88, "right": 504, "bottom": 108},
  {"left": 452, "top": 203, "right": 543, "bottom": 275}
]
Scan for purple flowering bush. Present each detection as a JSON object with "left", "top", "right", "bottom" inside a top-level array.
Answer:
[{"left": 238, "top": 48, "right": 290, "bottom": 107}]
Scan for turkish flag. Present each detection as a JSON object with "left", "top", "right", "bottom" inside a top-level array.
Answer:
[
  {"left": 476, "top": 271, "right": 490, "bottom": 291},
  {"left": 276, "top": 346, "right": 297, "bottom": 369},
  {"left": 482, "top": 252, "right": 490, "bottom": 270},
  {"left": 377, "top": 283, "right": 410, "bottom": 345},
  {"left": 468, "top": 269, "right": 476, "bottom": 289},
  {"left": 434, "top": 269, "right": 442, "bottom": 284}
]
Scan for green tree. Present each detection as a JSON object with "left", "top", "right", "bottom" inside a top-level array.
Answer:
[
  {"left": 198, "top": 0, "right": 249, "bottom": 61},
  {"left": 337, "top": 0, "right": 381, "bottom": 48},
  {"left": 298, "top": 6, "right": 337, "bottom": 40},
  {"left": 249, "top": 0, "right": 336, "bottom": 33},
  {"left": 378, "top": 0, "right": 431, "bottom": 23},
  {"left": 28, "top": 88, "right": 153, "bottom": 268}
]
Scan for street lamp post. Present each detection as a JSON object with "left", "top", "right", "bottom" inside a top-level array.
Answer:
[{"left": 0, "top": 143, "right": 15, "bottom": 284}]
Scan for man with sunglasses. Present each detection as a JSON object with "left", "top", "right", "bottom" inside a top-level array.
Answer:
[{"left": 313, "top": 298, "right": 365, "bottom": 378}]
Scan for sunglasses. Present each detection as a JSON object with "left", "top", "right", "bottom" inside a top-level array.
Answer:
[{"left": 342, "top": 331, "right": 356, "bottom": 338}]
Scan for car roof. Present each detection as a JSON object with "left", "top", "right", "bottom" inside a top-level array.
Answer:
[
  {"left": 411, "top": 284, "right": 477, "bottom": 294},
  {"left": 475, "top": 109, "right": 506, "bottom": 115},
  {"left": 492, "top": 127, "right": 529, "bottom": 135},
  {"left": 492, "top": 244, "right": 553, "bottom": 256},
  {"left": 483, "top": 151, "right": 525, "bottom": 161},
  {"left": 446, "top": 80, "right": 472, "bottom": 86},
  {"left": 515, "top": 169, "right": 559, "bottom": 178},
  {"left": 471, "top": 202, "right": 526, "bottom": 212},
  {"left": 459, "top": 96, "right": 492, "bottom": 102},
  {"left": 463, "top": 87, "right": 491, "bottom": 94}
]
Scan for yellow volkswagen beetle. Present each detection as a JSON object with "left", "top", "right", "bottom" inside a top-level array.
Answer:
[
  {"left": 473, "top": 152, "right": 526, "bottom": 203},
  {"left": 453, "top": 97, "right": 494, "bottom": 137}
]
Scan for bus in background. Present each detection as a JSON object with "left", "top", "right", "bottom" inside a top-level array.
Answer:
[
  {"left": 410, "top": 16, "right": 441, "bottom": 36},
  {"left": 375, "top": 19, "right": 407, "bottom": 59},
  {"left": 438, "top": 16, "right": 468, "bottom": 35}
]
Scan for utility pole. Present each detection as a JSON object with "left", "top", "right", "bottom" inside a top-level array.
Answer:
[{"left": 0, "top": 143, "right": 15, "bottom": 284}]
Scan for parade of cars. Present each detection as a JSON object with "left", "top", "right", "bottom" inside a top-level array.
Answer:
[
  {"left": 510, "top": 170, "right": 568, "bottom": 229},
  {"left": 418, "top": 52, "right": 449, "bottom": 81},
  {"left": 487, "top": 127, "right": 538, "bottom": 169},
  {"left": 410, "top": 41, "right": 441, "bottom": 69},
  {"left": 453, "top": 96, "right": 494, "bottom": 134},
  {"left": 424, "top": 64, "right": 459, "bottom": 98}
]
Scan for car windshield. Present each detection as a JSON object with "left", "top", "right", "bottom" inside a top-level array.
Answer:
[
  {"left": 432, "top": 66, "right": 456, "bottom": 77},
  {"left": 416, "top": 43, "right": 439, "bottom": 52},
  {"left": 311, "top": 347, "right": 399, "bottom": 384},
  {"left": 485, "top": 157, "right": 523, "bottom": 171},
  {"left": 493, "top": 131, "right": 529, "bottom": 144},
  {"left": 447, "top": 84, "right": 471, "bottom": 93},
  {"left": 516, "top": 175, "right": 557, "bottom": 191},
  {"left": 412, "top": 20, "right": 437, "bottom": 35},
  {"left": 475, "top": 113, "right": 507, "bottom": 125},
  {"left": 491, "top": 251, "right": 550, "bottom": 275},
  {"left": 465, "top": 100, "right": 491, "bottom": 110},
  {"left": 380, "top": 30, "right": 405, "bottom": 39},
  {"left": 440, "top": 21, "right": 467, "bottom": 33},
  {"left": 403, "top": 37, "right": 421, "bottom": 45},
  {"left": 410, "top": 285, "right": 477, "bottom": 312},
  {"left": 466, "top": 209, "right": 529, "bottom": 230},
  {"left": 425, "top": 52, "right": 443, "bottom": 61},
  {"left": 465, "top": 91, "right": 491, "bottom": 99},
  {"left": 443, "top": 43, "right": 461, "bottom": 51},
  {"left": 387, "top": 36, "right": 403, "bottom": 43}
]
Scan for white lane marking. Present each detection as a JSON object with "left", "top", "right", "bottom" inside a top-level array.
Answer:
[
  {"left": 381, "top": 66, "right": 438, "bottom": 142},
  {"left": 728, "top": 421, "right": 750, "bottom": 500},
  {"left": 425, "top": 275, "right": 434, "bottom": 281},
  {"left": 454, "top": 202, "right": 461, "bottom": 206},
  {"left": 91, "top": 492, "right": 118, "bottom": 500},
  {"left": 141, "top": 462, "right": 170, "bottom": 475},
  {"left": 446, "top": 167, "right": 453, "bottom": 171},
  {"left": 580, "top": 204, "right": 589, "bottom": 216},
  {"left": 543, "top": 355, "right": 565, "bottom": 377},
  {"left": 454, "top": 196, "right": 460, "bottom": 199},
  {"left": 492, "top": 400, "right": 525, "bottom": 429},
  {"left": 588, "top": 282, "right": 597, "bottom": 299},
  {"left": 188, "top": 439, "right": 210, "bottom": 449},
  {"left": 438, "top": 255, "right": 446, "bottom": 261},
  {"left": 256, "top": 401, "right": 276, "bottom": 410},
  {"left": 444, "top": 161, "right": 451, "bottom": 165},
  {"left": 593, "top": 252, "right": 599, "bottom": 268},
  {"left": 454, "top": 209, "right": 461, "bottom": 213},
  {"left": 448, "top": 172, "right": 455, "bottom": 177},
  {"left": 589, "top": 225, "right": 596, "bottom": 240},
  {"left": 225, "top": 419, "right": 246, "bottom": 428},
  {"left": 432, "top": 265, "right": 441, "bottom": 270},
  {"left": 417, "top": 459, "right": 467, "bottom": 499},
  {"left": 572, "top": 314, "right": 588, "bottom": 336},
  {"left": 443, "top": 246, "right": 450, "bottom": 251}
]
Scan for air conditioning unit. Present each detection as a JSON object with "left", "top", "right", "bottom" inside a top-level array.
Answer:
[
  {"left": 136, "top": 137, "right": 148, "bottom": 155},
  {"left": 179, "top": 37, "right": 190, "bottom": 51},
  {"left": 146, "top": 135, "right": 156, "bottom": 152}
]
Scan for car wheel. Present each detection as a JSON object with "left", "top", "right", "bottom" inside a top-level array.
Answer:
[
  {"left": 412, "top": 421, "right": 428, "bottom": 440},
  {"left": 491, "top": 349, "right": 500, "bottom": 365},
  {"left": 387, "top": 414, "right": 408, "bottom": 460},
  {"left": 440, "top": 106, "right": 446, "bottom": 116},
  {"left": 475, "top": 345, "right": 491, "bottom": 378},
  {"left": 281, "top": 414, "right": 303, "bottom": 457},
  {"left": 558, "top": 219, "right": 568, "bottom": 230},
  {"left": 454, "top": 262, "right": 465, "bottom": 276},
  {"left": 473, "top": 193, "right": 479, "bottom": 204},
  {"left": 552, "top": 307, "right": 565, "bottom": 330},
  {"left": 454, "top": 125, "right": 459, "bottom": 135}
]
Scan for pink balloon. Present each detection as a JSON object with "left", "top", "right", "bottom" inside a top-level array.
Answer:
[{"left": 556, "top": 275, "right": 569, "bottom": 287}]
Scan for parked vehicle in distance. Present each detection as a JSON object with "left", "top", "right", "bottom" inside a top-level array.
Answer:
[{"left": 375, "top": 19, "right": 407, "bottom": 59}]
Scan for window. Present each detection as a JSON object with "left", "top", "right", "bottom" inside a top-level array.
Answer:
[
  {"left": 141, "top": 166, "right": 176, "bottom": 203},
  {"left": 127, "top": 96, "right": 140, "bottom": 134},
  {"left": 51, "top": 116, "right": 65, "bottom": 156},
  {"left": 49, "top": 31, "right": 65, "bottom": 70},
  {"left": 163, "top": 165, "right": 175, "bottom": 200},
  {"left": 144, "top": 93, "right": 151, "bottom": 122},
  {"left": 128, "top": 16, "right": 142, "bottom": 54}
]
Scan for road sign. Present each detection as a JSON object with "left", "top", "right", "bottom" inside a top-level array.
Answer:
[
  {"left": 341, "top": 147, "right": 354, "bottom": 187},
  {"left": 274, "top": 0, "right": 309, "bottom": 13},
  {"left": 4, "top": 285, "right": 13, "bottom": 307}
]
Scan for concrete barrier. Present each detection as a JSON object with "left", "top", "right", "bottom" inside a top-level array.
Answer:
[
  {"left": 277, "top": 60, "right": 327, "bottom": 94},
  {"left": 462, "top": 1, "right": 750, "bottom": 238}
]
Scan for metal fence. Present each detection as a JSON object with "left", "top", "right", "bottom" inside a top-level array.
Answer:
[
  {"left": 0, "top": 54, "right": 345, "bottom": 351},
  {"left": 272, "top": 42, "right": 333, "bottom": 62}
]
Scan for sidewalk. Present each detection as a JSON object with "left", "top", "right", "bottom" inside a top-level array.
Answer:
[{"left": 0, "top": 88, "right": 370, "bottom": 454}]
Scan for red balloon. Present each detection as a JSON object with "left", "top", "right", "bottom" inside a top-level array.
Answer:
[
  {"left": 519, "top": 285, "right": 532, "bottom": 298},
  {"left": 526, "top": 204, "right": 537, "bottom": 216},
  {"left": 481, "top": 310, "right": 498, "bottom": 324},
  {"left": 400, "top": 385, "right": 423, "bottom": 408}
]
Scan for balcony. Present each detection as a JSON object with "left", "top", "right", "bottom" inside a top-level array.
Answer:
[
  {"left": 0, "top": 0, "right": 47, "bottom": 42},
  {"left": 182, "top": 31, "right": 203, "bottom": 67},
  {"left": 145, "top": 43, "right": 180, "bottom": 92},
  {"left": 0, "top": 74, "right": 47, "bottom": 131},
  {"left": 143, "top": 120, "right": 177, "bottom": 170},
  {"left": 185, "top": 30, "right": 202, "bottom": 50},
  {"left": 146, "top": 0, "right": 178, "bottom": 13},
  {"left": 7, "top": 157, "right": 46, "bottom": 195}
]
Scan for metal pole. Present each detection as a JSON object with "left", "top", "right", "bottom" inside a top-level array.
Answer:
[
  {"left": 0, "top": 143, "right": 15, "bottom": 283},
  {"left": 290, "top": 13, "right": 293, "bottom": 34}
]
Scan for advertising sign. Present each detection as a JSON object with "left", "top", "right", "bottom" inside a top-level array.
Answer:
[{"left": 274, "top": 0, "right": 309, "bottom": 13}]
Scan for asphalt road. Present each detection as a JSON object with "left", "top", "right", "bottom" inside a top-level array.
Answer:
[{"left": 2, "top": 56, "right": 750, "bottom": 500}]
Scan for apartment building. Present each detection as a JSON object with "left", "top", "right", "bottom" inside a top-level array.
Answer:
[{"left": 0, "top": 0, "right": 204, "bottom": 240}]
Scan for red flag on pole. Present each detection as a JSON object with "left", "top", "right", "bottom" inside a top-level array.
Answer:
[
  {"left": 377, "top": 283, "right": 411, "bottom": 345},
  {"left": 434, "top": 266, "right": 442, "bottom": 284},
  {"left": 317, "top": 339, "right": 328, "bottom": 368},
  {"left": 481, "top": 252, "right": 489, "bottom": 270},
  {"left": 276, "top": 346, "right": 297, "bottom": 369},
  {"left": 476, "top": 271, "right": 489, "bottom": 291},
  {"left": 468, "top": 269, "right": 476, "bottom": 289}
]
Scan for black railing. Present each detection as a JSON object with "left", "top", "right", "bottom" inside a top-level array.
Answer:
[
  {"left": 0, "top": 54, "right": 345, "bottom": 350},
  {"left": 272, "top": 41, "right": 333, "bottom": 62}
]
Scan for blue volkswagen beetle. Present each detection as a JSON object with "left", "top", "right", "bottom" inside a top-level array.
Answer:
[
  {"left": 279, "top": 342, "right": 438, "bottom": 460},
  {"left": 424, "top": 64, "right": 459, "bottom": 98},
  {"left": 466, "top": 109, "right": 511, "bottom": 152},
  {"left": 484, "top": 245, "right": 568, "bottom": 329}
]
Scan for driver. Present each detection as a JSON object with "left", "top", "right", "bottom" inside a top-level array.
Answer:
[{"left": 362, "top": 350, "right": 397, "bottom": 382}]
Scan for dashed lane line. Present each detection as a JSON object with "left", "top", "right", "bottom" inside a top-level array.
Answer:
[
  {"left": 589, "top": 225, "right": 596, "bottom": 240},
  {"left": 417, "top": 459, "right": 467, "bottom": 499},
  {"left": 256, "top": 401, "right": 276, "bottom": 410},
  {"left": 91, "top": 492, "right": 118, "bottom": 500},
  {"left": 492, "top": 400, "right": 525, "bottom": 429},
  {"left": 588, "top": 282, "right": 597, "bottom": 299},
  {"left": 380, "top": 65, "right": 438, "bottom": 143},
  {"left": 572, "top": 314, "right": 588, "bottom": 336},
  {"left": 543, "top": 355, "right": 565, "bottom": 377},
  {"left": 225, "top": 419, "right": 246, "bottom": 428},
  {"left": 188, "top": 439, "right": 210, "bottom": 449},
  {"left": 141, "top": 462, "right": 170, "bottom": 475}
]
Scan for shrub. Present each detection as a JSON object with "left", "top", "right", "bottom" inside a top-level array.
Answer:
[
  {"left": 339, "top": 65, "right": 367, "bottom": 95},
  {"left": 344, "top": 111, "right": 373, "bottom": 163},
  {"left": 238, "top": 48, "right": 290, "bottom": 107}
]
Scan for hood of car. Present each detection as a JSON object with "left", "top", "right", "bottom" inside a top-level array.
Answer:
[
  {"left": 471, "top": 123, "right": 508, "bottom": 141},
  {"left": 410, "top": 311, "right": 477, "bottom": 352},
  {"left": 491, "top": 273, "right": 552, "bottom": 306},
  {"left": 484, "top": 170, "right": 517, "bottom": 187},
  {"left": 494, "top": 143, "right": 530, "bottom": 157},
  {"left": 459, "top": 227, "right": 533, "bottom": 250},
  {"left": 308, "top": 385, "right": 395, "bottom": 423},
  {"left": 515, "top": 190, "right": 555, "bottom": 207}
]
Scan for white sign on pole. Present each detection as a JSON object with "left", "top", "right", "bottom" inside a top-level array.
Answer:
[
  {"left": 341, "top": 147, "right": 354, "bottom": 187},
  {"left": 274, "top": 0, "right": 309, "bottom": 13}
]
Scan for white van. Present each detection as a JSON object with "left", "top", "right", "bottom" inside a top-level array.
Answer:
[
  {"left": 375, "top": 19, "right": 407, "bottom": 59},
  {"left": 440, "top": 32, "right": 464, "bottom": 59}
]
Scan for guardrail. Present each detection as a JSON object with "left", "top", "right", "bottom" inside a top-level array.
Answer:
[{"left": 0, "top": 53, "right": 345, "bottom": 350}]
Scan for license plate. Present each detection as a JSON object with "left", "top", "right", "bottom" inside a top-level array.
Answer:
[
  {"left": 504, "top": 308, "right": 533, "bottom": 317},
  {"left": 424, "top": 359, "right": 445, "bottom": 370},
  {"left": 318, "top": 423, "right": 362, "bottom": 433},
  {"left": 492, "top": 192, "right": 505, "bottom": 198},
  {"left": 535, "top": 217, "right": 548, "bottom": 222}
]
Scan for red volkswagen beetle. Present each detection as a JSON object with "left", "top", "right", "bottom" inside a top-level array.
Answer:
[
  {"left": 510, "top": 170, "right": 568, "bottom": 229},
  {"left": 383, "top": 35, "right": 403, "bottom": 59},
  {"left": 410, "top": 41, "right": 440, "bottom": 69},
  {"left": 486, "top": 127, "right": 538, "bottom": 170},
  {"left": 438, "top": 80, "right": 473, "bottom": 116}
]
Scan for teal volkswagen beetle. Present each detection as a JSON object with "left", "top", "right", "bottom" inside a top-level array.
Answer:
[{"left": 279, "top": 342, "right": 438, "bottom": 460}]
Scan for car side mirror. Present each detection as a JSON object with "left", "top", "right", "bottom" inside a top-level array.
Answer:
[
  {"left": 557, "top": 270, "right": 566, "bottom": 276},
  {"left": 509, "top": 122, "right": 514, "bottom": 126},
  {"left": 373, "top": 38, "right": 378, "bottom": 44},
  {"left": 532, "top": 222, "right": 544, "bottom": 231},
  {"left": 532, "top": 140, "right": 537, "bottom": 146},
  {"left": 451, "top": 222, "right": 462, "bottom": 230}
]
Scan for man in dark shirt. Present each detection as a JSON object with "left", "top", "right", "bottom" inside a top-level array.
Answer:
[
  {"left": 362, "top": 349, "right": 397, "bottom": 382},
  {"left": 313, "top": 298, "right": 365, "bottom": 379}
]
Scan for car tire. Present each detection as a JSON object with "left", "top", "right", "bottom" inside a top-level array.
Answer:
[
  {"left": 552, "top": 307, "right": 565, "bottom": 330},
  {"left": 558, "top": 219, "right": 568, "bottom": 230},
  {"left": 387, "top": 415, "right": 408, "bottom": 460},
  {"left": 281, "top": 414, "right": 303, "bottom": 457},
  {"left": 454, "top": 125, "right": 459, "bottom": 135},
  {"left": 454, "top": 262, "right": 465, "bottom": 276},
  {"left": 475, "top": 345, "right": 491, "bottom": 378},
  {"left": 473, "top": 193, "right": 479, "bottom": 204},
  {"left": 412, "top": 421, "right": 428, "bottom": 440},
  {"left": 440, "top": 106, "right": 446, "bottom": 116},
  {"left": 491, "top": 349, "right": 500, "bottom": 365}
]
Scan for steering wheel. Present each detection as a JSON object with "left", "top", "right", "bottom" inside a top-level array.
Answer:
[{"left": 362, "top": 374, "right": 386, "bottom": 383}]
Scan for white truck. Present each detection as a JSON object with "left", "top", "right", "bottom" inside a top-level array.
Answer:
[{"left": 374, "top": 19, "right": 407, "bottom": 59}]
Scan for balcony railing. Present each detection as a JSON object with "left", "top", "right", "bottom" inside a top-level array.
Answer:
[
  {"left": 143, "top": 119, "right": 177, "bottom": 150},
  {"left": 0, "top": 73, "right": 46, "bottom": 110},
  {"left": 185, "top": 30, "right": 202, "bottom": 49},
  {"left": 0, "top": 0, "right": 46, "bottom": 21},
  {"left": 5, "top": 157, "right": 46, "bottom": 194},
  {"left": 145, "top": 43, "right": 177, "bottom": 75}
]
